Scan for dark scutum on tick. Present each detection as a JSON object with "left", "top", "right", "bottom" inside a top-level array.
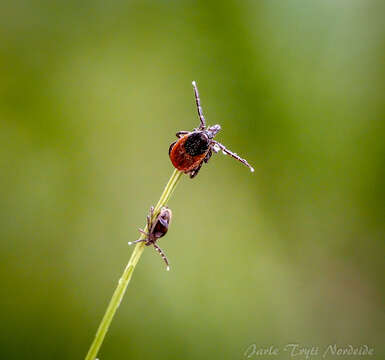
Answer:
[
  {"left": 184, "top": 132, "right": 209, "bottom": 156},
  {"left": 168, "top": 81, "right": 255, "bottom": 178}
]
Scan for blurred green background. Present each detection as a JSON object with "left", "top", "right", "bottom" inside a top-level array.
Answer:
[{"left": 1, "top": 1, "right": 384, "bottom": 359}]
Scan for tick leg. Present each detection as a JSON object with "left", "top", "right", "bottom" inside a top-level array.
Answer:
[
  {"left": 138, "top": 228, "right": 149, "bottom": 236},
  {"left": 213, "top": 141, "right": 255, "bottom": 172},
  {"left": 176, "top": 131, "right": 189, "bottom": 138},
  {"left": 153, "top": 243, "right": 170, "bottom": 271},
  {"left": 129, "top": 227, "right": 150, "bottom": 246},
  {"left": 192, "top": 81, "right": 206, "bottom": 130},
  {"left": 204, "top": 149, "right": 212, "bottom": 163},
  {"left": 128, "top": 237, "right": 147, "bottom": 246},
  {"left": 189, "top": 161, "right": 203, "bottom": 178}
]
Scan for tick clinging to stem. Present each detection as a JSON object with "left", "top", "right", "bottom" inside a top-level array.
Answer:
[
  {"left": 84, "top": 83, "right": 256, "bottom": 360},
  {"left": 169, "top": 81, "right": 255, "bottom": 178},
  {"left": 128, "top": 206, "right": 172, "bottom": 270}
]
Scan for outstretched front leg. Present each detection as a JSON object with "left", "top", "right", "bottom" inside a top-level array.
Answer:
[
  {"left": 128, "top": 231, "right": 148, "bottom": 246},
  {"left": 128, "top": 226, "right": 150, "bottom": 246},
  {"left": 213, "top": 141, "right": 254, "bottom": 172},
  {"left": 192, "top": 81, "right": 206, "bottom": 130}
]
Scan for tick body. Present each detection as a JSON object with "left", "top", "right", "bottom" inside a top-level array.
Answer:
[
  {"left": 169, "top": 81, "right": 254, "bottom": 178},
  {"left": 128, "top": 206, "right": 172, "bottom": 270},
  {"left": 169, "top": 132, "right": 208, "bottom": 172}
]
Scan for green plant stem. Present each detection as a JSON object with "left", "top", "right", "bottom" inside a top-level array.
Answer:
[{"left": 85, "top": 169, "right": 183, "bottom": 360}]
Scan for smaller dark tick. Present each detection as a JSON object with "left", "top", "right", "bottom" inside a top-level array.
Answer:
[{"left": 128, "top": 206, "right": 172, "bottom": 270}]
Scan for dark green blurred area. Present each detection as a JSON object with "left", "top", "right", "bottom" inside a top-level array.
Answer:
[{"left": 1, "top": 1, "right": 384, "bottom": 359}]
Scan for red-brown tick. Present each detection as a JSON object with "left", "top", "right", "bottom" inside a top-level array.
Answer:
[
  {"left": 128, "top": 206, "right": 172, "bottom": 270},
  {"left": 169, "top": 81, "right": 255, "bottom": 178}
]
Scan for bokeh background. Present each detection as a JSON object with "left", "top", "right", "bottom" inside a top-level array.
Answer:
[{"left": 1, "top": 1, "right": 384, "bottom": 359}]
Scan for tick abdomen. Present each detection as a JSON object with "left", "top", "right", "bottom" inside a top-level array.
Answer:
[{"left": 169, "top": 133, "right": 207, "bottom": 172}]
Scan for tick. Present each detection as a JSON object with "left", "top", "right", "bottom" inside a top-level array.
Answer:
[
  {"left": 169, "top": 81, "right": 255, "bottom": 178},
  {"left": 128, "top": 206, "right": 172, "bottom": 270}
]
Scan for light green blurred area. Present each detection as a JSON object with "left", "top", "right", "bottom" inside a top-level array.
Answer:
[{"left": 0, "top": 1, "right": 384, "bottom": 359}]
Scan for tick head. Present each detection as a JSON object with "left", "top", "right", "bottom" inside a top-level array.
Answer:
[{"left": 206, "top": 124, "right": 221, "bottom": 139}]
